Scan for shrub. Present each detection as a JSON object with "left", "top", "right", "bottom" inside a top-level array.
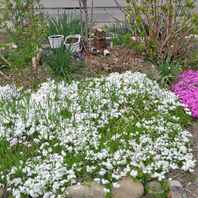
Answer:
[
  {"left": 46, "top": 13, "right": 81, "bottom": 36},
  {"left": 0, "top": 72, "right": 195, "bottom": 197},
  {"left": 0, "top": 0, "right": 46, "bottom": 67},
  {"left": 116, "top": 0, "right": 198, "bottom": 63}
]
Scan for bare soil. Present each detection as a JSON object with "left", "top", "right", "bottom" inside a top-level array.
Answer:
[
  {"left": 0, "top": 46, "right": 158, "bottom": 89},
  {"left": 82, "top": 47, "right": 159, "bottom": 79},
  {"left": 0, "top": 65, "right": 51, "bottom": 89}
]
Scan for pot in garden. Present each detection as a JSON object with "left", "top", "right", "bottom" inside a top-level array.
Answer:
[
  {"left": 64, "top": 34, "right": 81, "bottom": 53},
  {"left": 88, "top": 34, "right": 114, "bottom": 49},
  {"left": 48, "top": 35, "right": 64, "bottom": 49},
  {"left": 93, "top": 29, "right": 108, "bottom": 50}
]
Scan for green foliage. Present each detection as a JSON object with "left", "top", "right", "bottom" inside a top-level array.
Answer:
[
  {"left": 114, "top": 32, "right": 132, "bottom": 47},
  {"left": 109, "top": 23, "right": 145, "bottom": 53},
  {"left": 46, "top": 13, "right": 81, "bottom": 36},
  {"left": 8, "top": 50, "right": 30, "bottom": 69},
  {"left": 109, "top": 23, "right": 132, "bottom": 47},
  {"left": 131, "top": 40, "right": 145, "bottom": 54},
  {"left": 145, "top": 181, "right": 169, "bottom": 198},
  {"left": 0, "top": 47, "right": 9, "bottom": 69},
  {"left": 44, "top": 47, "right": 74, "bottom": 79},
  {"left": 109, "top": 23, "right": 130, "bottom": 37},
  {"left": 0, "top": 72, "right": 193, "bottom": 196},
  {"left": 156, "top": 59, "right": 182, "bottom": 87},
  {"left": 154, "top": 182, "right": 170, "bottom": 198},
  {"left": 0, "top": 139, "right": 39, "bottom": 178},
  {"left": 0, "top": 0, "right": 46, "bottom": 67},
  {"left": 123, "top": 0, "right": 198, "bottom": 63},
  {"left": 192, "top": 24, "right": 198, "bottom": 35}
]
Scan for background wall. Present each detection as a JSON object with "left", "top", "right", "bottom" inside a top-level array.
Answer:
[
  {"left": 40, "top": 0, "right": 198, "bottom": 25},
  {"left": 40, "top": 0, "right": 126, "bottom": 24}
]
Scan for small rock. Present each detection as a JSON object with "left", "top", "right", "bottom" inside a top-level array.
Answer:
[
  {"left": 169, "top": 180, "right": 187, "bottom": 198},
  {"left": 147, "top": 181, "right": 162, "bottom": 194},
  {"left": 66, "top": 182, "right": 106, "bottom": 198},
  {"left": 111, "top": 177, "right": 144, "bottom": 198},
  {"left": 0, "top": 187, "right": 5, "bottom": 198},
  {"left": 170, "top": 180, "right": 182, "bottom": 188}
]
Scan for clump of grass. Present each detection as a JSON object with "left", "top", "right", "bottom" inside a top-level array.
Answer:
[
  {"left": 46, "top": 13, "right": 81, "bottom": 36},
  {"left": 44, "top": 46, "right": 74, "bottom": 79}
]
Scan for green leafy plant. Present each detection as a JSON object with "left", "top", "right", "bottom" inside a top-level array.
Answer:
[
  {"left": 108, "top": 22, "right": 145, "bottom": 53},
  {"left": 154, "top": 182, "right": 170, "bottom": 198},
  {"left": 115, "top": 0, "right": 198, "bottom": 63},
  {"left": 145, "top": 181, "right": 170, "bottom": 198},
  {"left": 46, "top": 13, "right": 81, "bottom": 36},
  {"left": 44, "top": 46, "right": 74, "bottom": 78},
  {"left": 109, "top": 23, "right": 131, "bottom": 46},
  {"left": 0, "top": 0, "right": 46, "bottom": 68},
  {"left": 157, "top": 59, "right": 182, "bottom": 87}
]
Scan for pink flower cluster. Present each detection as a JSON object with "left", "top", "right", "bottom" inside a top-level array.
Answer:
[{"left": 172, "top": 70, "right": 198, "bottom": 118}]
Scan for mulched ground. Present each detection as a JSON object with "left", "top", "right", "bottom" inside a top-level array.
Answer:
[
  {"left": 82, "top": 47, "right": 159, "bottom": 79},
  {"left": 0, "top": 65, "right": 51, "bottom": 89},
  {"left": 0, "top": 46, "right": 159, "bottom": 89}
]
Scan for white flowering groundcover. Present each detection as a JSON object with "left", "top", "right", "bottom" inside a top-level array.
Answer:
[{"left": 0, "top": 72, "right": 195, "bottom": 197}]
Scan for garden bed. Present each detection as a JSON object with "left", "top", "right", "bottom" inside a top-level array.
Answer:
[
  {"left": 0, "top": 46, "right": 158, "bottom": 89},
  {"left": 0, "top": 64, "right": 51, "bottom": 89},
  {"left": 0, "top": 0, "right": 197, "bottom": 196},
  {"left": 0, "top": 71, "right": 195, "bottom": 197},
  {"left": 82, "top": 47, "right": 159, "bottom": 79}
]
